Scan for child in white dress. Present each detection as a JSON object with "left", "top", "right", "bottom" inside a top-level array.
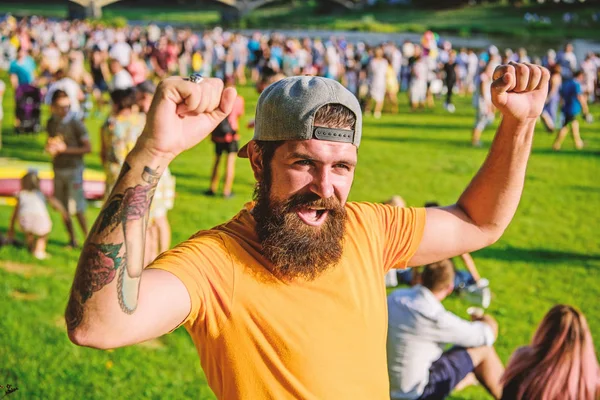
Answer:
[{"left": 8, "top": 171, "right": 68, "bottom": 260}]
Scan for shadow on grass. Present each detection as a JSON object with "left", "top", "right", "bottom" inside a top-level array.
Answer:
[
  {"left": 568, "top": 184, "right": 600, "bottom": 193},
  {"left": 0, "top": 130, "right": 48, "bottom": 161},
  {"left": 168, "top": 169, "right": 211, "bottom": 181},
  {"left": 1, "top": 128, "right": 108, "bottom": 172},
  {"left": 364, "top": 134, "right": 474, "bottom": 149},
  {"left": 475, "top": 245, "right": 600, "bottom": 264},
  {"left": 364, "top": 120, "right": 470, "bottom": 132},
  {"left": 532, "top": 148, "right": 600, "bottom": 158}
]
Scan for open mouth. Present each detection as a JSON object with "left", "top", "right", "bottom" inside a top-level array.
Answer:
[{"left": 296, "top": 206, "right": 329, "bottom": 227}]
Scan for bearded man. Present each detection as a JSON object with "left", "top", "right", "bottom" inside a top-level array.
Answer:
[{"left": 66, "top": 64, "right": 549, "bottom": 399}]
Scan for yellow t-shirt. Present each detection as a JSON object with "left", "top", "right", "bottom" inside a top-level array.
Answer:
[{"left": 148, "top": 202, "right": 426, "bottom": 399}]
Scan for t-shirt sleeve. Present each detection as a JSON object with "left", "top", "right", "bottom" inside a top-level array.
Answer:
[
  {"left": 383, "top": 206, "right": 426, "bottom": 270},
  {"left": 348, "top": 203, "right": 426, "bottom": 271},
  {"left": 146, "top": 232, "right": 234, "bottom": 332}
]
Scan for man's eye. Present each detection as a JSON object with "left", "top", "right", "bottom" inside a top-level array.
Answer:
[
  {"left": 295, "top": 160, "right": 312, "bottom": 166},
  {"left": 335, "top": 164, "right": 350, "bottom": 171}
]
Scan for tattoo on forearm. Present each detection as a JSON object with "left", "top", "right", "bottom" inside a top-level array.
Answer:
[
  {"left": 123, "top": 184, "right": 155, "bottom": 220},
  {"left": 96, "top": 162, "right": 132, "bottom": 235},
  {"left": 117, "top": 161, "right": 132, "bottom": 182},
  {"left": 142, "top": 166, "right": 161, "bottom": 185},
  {"left": 66, "top": 164, "right": 161, "bottom": 329},
  {"left": 66, "top": 243, "right": 124, "bottom": 330}
]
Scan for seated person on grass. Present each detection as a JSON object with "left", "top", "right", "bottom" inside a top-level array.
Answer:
[{"left": 387, "top": 260, "right": 504, "bottom": 400}]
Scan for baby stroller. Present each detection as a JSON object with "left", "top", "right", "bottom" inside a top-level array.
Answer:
[{"left": 15, "top": 84, "right": 42, "bottom": 134}]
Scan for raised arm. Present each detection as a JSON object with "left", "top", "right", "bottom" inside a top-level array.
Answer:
[
  {"left": 409, "top": 62, "right": 550, "bottom": 266},
  {"left": 65, "top": 77, "right": 237, "bottom": 349}
]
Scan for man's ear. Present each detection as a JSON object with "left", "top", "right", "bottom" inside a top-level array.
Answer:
[
  {"left": 447, "top": 284, "right": 455, "bottom": 298},
  {"left": 246, "top": 140, "right": 263, "bottom": 181}
]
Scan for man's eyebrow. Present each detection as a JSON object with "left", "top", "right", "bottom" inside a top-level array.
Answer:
[
  {"left": 288, "top": 152, "right": 314, "bottom": 160},
  {"left": 288, "top": 152, "right": 356, "bottom": 167}
]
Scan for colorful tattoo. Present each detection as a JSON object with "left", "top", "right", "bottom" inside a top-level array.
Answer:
[
  {"left": 66, "top": 243, "right": 124, "bottom": 330},
  {"left": 66, "top": 164, "right": 161, "bottom": 329},
  {"left": 142, "top": 165, "right": 161, "bottom": 185}
]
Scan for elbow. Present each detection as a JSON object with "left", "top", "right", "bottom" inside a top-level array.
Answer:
[
  {"left": 67, "top": 324, "right": 117, "bottom": 350},
  {"left": 482, "top": 225, "right": 505, "bottom": 247},
  {"left": 67, "top": 326, "right": 89, "bottom": 347}
]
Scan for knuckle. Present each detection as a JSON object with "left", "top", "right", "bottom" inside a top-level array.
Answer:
[
  {"left": 541, "top": 67, "right": 551, "bottom": 79},
  {"left": 493, "top": 66, "right": 505, "bottom": 79},
  {"left": 516, "top": 63, "right": 529, "bottom": 74}
]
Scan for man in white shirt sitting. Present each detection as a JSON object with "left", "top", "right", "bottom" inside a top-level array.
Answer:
[{"left": 387, "top": 259, "right": 504, "bottom": 400}]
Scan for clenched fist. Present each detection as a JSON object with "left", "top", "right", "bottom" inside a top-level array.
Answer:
[
  {"left": 491, "top": 62, "right": 550, "bottom": 123},
  {"left": 136, "top": 77, "right": 237, "bottom": 162}
]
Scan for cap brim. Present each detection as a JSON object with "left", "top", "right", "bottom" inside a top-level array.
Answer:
[{"left": 237, "top": 141, "right": 251, "bottom": 158}]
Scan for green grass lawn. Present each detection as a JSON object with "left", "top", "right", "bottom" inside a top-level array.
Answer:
[
  {"left": 2, "top": 1, "right": 599, "bottom": 41},
  {"left": 0, "top": 78, "right": 599, "bottom": 399}
]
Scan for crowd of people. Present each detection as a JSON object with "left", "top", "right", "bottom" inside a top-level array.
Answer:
[
  {"left": 1, "top": 13, "right": 599, "bottom": 400},
  {"left": 1, "top": 15, "right": 598, "bottom": 144}
]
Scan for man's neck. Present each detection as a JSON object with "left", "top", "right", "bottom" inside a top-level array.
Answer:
[{"left": 427, "top": 288, "right": 447, "bottom": 302}]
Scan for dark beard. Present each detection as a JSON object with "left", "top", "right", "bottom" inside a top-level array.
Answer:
[{"left": 253, "top": 179, "right": 347, "bottom": 281}]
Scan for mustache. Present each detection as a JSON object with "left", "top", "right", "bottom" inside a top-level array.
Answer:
[{"left": 282, "top": 192, "right": 344, "bottom": 212}]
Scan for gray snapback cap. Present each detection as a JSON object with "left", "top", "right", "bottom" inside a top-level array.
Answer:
[{"left": 238, "top": 76, "right": 362, "bottom": 158}]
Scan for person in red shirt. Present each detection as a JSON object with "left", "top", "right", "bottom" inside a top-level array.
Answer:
[{"left": 206, "top": 78, "right": 245, "bottom": 198}]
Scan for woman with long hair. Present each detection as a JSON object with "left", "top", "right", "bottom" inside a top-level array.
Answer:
[{"left": 501, "top": 305, "right": 600, "bottom": 400}]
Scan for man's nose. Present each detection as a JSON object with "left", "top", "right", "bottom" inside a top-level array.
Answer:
[{"left": 310, "top": 167, "right": 334, "bottom": 200}]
